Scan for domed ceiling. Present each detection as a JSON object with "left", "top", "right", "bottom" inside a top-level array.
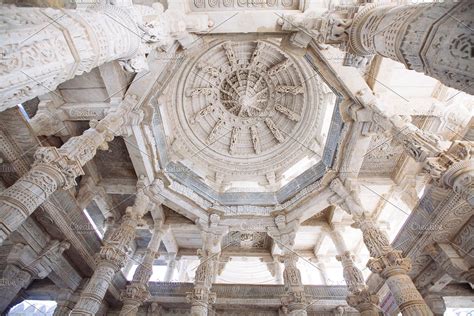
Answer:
[{"left": 163, "top": 39, "right": 335, "bottom": 192}]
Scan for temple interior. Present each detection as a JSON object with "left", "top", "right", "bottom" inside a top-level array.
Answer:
[{"left": 0, "top": 0, "right": 473, "bottom": 315}]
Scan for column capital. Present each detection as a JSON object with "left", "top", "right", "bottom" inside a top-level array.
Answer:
[
  {"left": 346, "top": 289, "right": 380, "bottom": 315},
  {"left": 120, "top": 282, "right": 150, "bottom": 306},
  {"left": 29, "top": 101, "right": 68, "bottom": 137},
  {"left": 427, "top": 141, "right": 474, "bottom": 205},
  {"left": 367, "top": 249, "right": 412, "bottom": 278},
  {"left": 33, "top": 147, "right": 85, "bottom": 190},
  {"left": 278, "top": 7, "right": 355, "bottom": 48},
  {"left": 352, "top": 214, "right": 392, "bottom": 258}
]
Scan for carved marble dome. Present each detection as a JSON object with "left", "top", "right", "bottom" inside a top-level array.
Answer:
[{"left": 164, "top": 39, "right": 334, "bottom": 191}]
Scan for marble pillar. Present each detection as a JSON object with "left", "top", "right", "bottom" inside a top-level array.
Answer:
[
  {"left": 424, "top": 294, "right": 446, "bottom": 316},
  {"left": 281, "top": 254, "right": 308, "bottom": 316},
  {"left": 281, "top": 1, "right": 472, "bottom": 93},
  {"left": 53, "top": 289, "right": 75, "bottom": 316},
  {"left": 329, "top": 179, "right": 433, "bottom": 316},
  {"left": 53, "top": 279, "right": 89, "bottom": 316},
  {"left": 119, "top": 225, "right": 165, "bottom": 316},
  {"left": 349, "top": 1, "right": 473, "bottom": 94},
  {"left": 0, "top": 240, "right": 70, "bottom": 313},
  {"left": 354, "top": 216, "right": 433, "bottom": 316},
  {"left": 71, "top": 180, "right": 151, "bottom": 315},
  {"left": 187, "top": 254, "right": 216, "bottom": 316},
  {"left": 329, "top": 228, "right": 381, "bottom": 315},
  {"left": 0, "top": 264, "right": 32, "bottom": 313},
  {"left": 187, "top": 223, "right": 227, "bottom": 316},
  {"left": 0, "top": 4, "right": 210, "bottom": 111},
  {"left": 0, "top": 5, "right": 141, "bottom": 111},
  {"left": 336, "top": 252, "right": 380, "bottom": 316},
  {"left": 0, "top": 94, "right": 141, "bottom": 244}
]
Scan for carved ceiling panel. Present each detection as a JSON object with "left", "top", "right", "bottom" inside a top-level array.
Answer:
[
  {"left": 223, "top": 231, "right": 271, "bottom": 249},
  {"left": 189, "top": 0, "right": 301, "bottom": 11},
  {"left": 165, "top": 39, "right": 329, "bottom": 190},
  {"left": 359, "top": 133, "right": 404, "bottom": 177},
  {"left": 94, "top": 138, "right": 137, "bottom": 179}
]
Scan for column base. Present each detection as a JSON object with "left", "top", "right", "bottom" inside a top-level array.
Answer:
[
  {"left": 190, "top": 303, "right": 208, "bottom": 316},
  {"left": 119, "top": 303, "right": 139, "bottom": 316},
  {"left": 288, "top": 309, "right": 308, "bottom": 316},
  {"left": 359, "top": 306, "right": 381, "bottom": 316}
]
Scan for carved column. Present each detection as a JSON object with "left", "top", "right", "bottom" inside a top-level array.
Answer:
[
  {"left": 281, "top": 254, "right": 308, "bottom": 316},
  {"left": 0, "top": 5, "right": 140, "bottom": 111},
  {"left": 336, "top": 251, "right": 380, "bottom": 316},
  {"left": 282, "top": 2, "right": 472, "bottom": 93},
  {"left": 329, "top": 179, "right": 433, "bottom": 316},
  {"left": 187, "top": 253, "right": 216, "bottom": 316},
  {"left": 348, "top": 1, "right": 473, "bottom": 94},
  {"left": 354, "top": 215, "right": 432, "bottom": 316},
  {"left": 53, "top": 278, "right": 90, "bottom": 316},
  {"left": 423, "top": 294, "right": 446, "bottom": 316},
  {"left": 0, "top": 264, "right": 32, "bottom": 312},
  {"left": 119, "top": 225, "right": 165, "bottom": 316},
  {"left": 53, "top": 289, "right": 75, "bottom": 316},
  {"left": 187, "top": 215, "right": 227, "bottom": 316},
  {"left": 71, "top": 179, "right": 151, "bottom": 316},
  {"left": 0, "top": 95, "right": 141, "bottom": 245},
  {"left": 0, "top": 4, "right": 210, "bottom": 111}
]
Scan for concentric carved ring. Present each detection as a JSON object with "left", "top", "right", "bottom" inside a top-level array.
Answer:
[
  {"left": 169, "top": 39, "right": 325, "bottom": 189},
  {"left": 219, "top": 69, "right": 271, "bottom": 119}
]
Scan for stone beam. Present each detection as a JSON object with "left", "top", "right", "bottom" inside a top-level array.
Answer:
[
  {"left": 98, "top": 62, "right": 129, "bottom": 105},
  {"left": 162, "top": 230, "right": 179, "bottom": 254},
  {"left": 123, "top": 126, "right": 157, "bottom": 183},
  {"left": 338, "top": 121, "right": 374, "bottom": 181},
  {"left": 288, "top": 186, "right": 333, "bottom": 223},
  {"left": 100, "top": 178, "right": 137, "bottom": 194},
  {"left": 60, "top": 103, "right": 112, "bottom": 121}
]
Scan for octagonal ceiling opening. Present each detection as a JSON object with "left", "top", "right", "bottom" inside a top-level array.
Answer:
[{"left": 161, "top": 38, "right": 337, "bottom": 193}]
